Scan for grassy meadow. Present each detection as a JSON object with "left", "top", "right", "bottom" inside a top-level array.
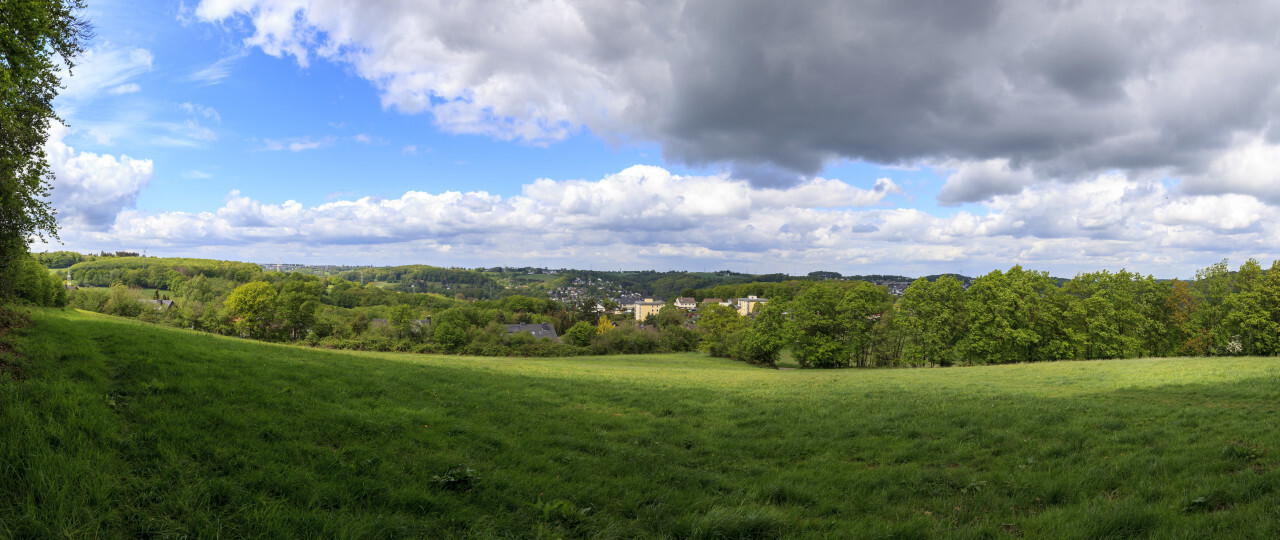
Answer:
[{"left": 4, "top": 308, "right": 1280, "bottom": 537}]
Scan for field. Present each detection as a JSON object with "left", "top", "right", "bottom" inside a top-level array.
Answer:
[{"left": 5, "top": 309, "right": 1280, "bottom": 537}]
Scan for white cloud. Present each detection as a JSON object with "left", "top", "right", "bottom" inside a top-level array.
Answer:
[
  {"left": 756, "top": 177, "right": 902, "bottom": 209},
  {"left": 59, "top": 46, "right": 154, "bottom": 114},
  {"left": 195, "top": 0, "right": 666, "bottom": 145},
  {"left": 1153, "top": 194, "right": 1267, "bottom": 231},
  {"left": 45, "top": 124, "right": 155, "bottom": 231},
  {"left": 108, "top": 83, "right": 141, "bottom": 95},
  {"left": 169, "top": 103, "right": 222, "bottom": 143},
  {"left": 261, "top": 136, "right": 333, "bottom": 151},
  {"left": 180, "top": 102, "right": 222, "bottom": 123},
  {"left": 937, "top": 159, "right": 1038, "bottom": 205},
  {"left": 185, "top": 54, "right": 242, "bottom": 85},
  {"left": 352, "top": 133, "right": 387, "bottom": 145},
  {"left": 1183, "top": 135, "right": 1280, "bottom": 201},
  {"left": 52, "top": 164, "right": 1280, "bottom": 277}
]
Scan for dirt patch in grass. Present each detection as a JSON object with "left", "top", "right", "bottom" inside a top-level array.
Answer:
[{"left": 0, "top": 358, "right": 22, "bottom": 380}]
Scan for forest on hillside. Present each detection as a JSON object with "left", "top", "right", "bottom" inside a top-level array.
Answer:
[{"left": 18, "top": 252, "right": 1279, "bottom": 368}]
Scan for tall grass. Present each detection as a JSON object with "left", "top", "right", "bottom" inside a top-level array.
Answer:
[{"left": 4, "top": 308, "right": 1280, "bottom": 537}]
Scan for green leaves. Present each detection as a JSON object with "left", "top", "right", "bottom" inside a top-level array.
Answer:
[
  {"left": 0, "top": 0, "right": 90, "bottom": 297},
  {"left": 788, "top": 281, "right": 888, "bottom": 368},
  {"left": 900, "top": 276, "right": 964, "bottom": 367},
  {"left": 696, "top": 303, "right": 744, "bottom": 357},
  {"left": 224, "top": 281, "right": 278, "bottom": 339}
]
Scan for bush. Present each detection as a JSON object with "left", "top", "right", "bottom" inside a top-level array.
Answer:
[
  {"left": 464, "top": 342, "right": 513, "bottom": 356},
  {"left": 592, "top": 324, "right": 660, "bottom": 355},
  {"left": 731, "top": 328, "right": 781, "bottom": 367},
  {"left": 11, "top": 256, "right": 66, "bottom": 307},
  {"left": 658, "top": 325, "right": 700, "bottom": 352},
  {"left": 104, "top": 284, "right": 143, "bottom": 317},
  {"left": 564, "top": 321, "right": 595, "bottom": 347},
  {"left": 68, "top": 288, "right": 110, "bottom": 312}
]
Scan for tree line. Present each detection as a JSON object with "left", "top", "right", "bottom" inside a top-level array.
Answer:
[
  {"left": 29, "top": 253, "right": 1280, "bottom": 367},
  {"left": 700, "top": 259, "right": 1280, "bottom": 368}
]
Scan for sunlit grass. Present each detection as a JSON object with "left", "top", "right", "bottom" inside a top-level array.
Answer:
[{"left": 4, "top": 308, "right": 1280, "bottom": 537}]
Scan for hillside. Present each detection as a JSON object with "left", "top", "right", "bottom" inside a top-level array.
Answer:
[{"left": 5, "top": 309, "right": 1280, "bottom": 537}]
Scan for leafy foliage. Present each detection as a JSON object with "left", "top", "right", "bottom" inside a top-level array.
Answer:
[
  {"left": 224, "top": 282, "right": 278, "bottom": 339},
  {"left": 564, "top": 321, "right": 595, "bottom": 347},
  {"left": 0, "top": 0, "right": 91, "bottom": 298},
  {"left": 66, "top": 257, "right": 261, "bottom": 290},
  {"left": 695, "top": 303, "right": 744, "bottom": 358}
]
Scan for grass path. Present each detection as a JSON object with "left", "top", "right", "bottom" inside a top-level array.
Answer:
[{"left": 4, "top": 308, "right": 1280, "bottom": 537}]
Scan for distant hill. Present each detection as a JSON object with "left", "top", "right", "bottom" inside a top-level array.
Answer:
[
  {"left": 66, "top": 257, "right": 262, "bottom": 289},
  {"left": 923, "top": 273, "right": 974, "bottom": 284}
]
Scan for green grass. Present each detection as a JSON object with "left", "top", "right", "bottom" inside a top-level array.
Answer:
[
  {"left": 5, "top": 308, "right": 1280, "bottom": 537},
  {"left": 776, "top": 348, "right": 801, "bottom": 369}
]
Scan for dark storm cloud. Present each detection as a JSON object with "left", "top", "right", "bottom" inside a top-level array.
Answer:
[
  {"left": 651, "top": 0, "right": 1280, "bottom": 192},
  {"left": 204, "top": 0, "right": 1280, "bottom": 198}
]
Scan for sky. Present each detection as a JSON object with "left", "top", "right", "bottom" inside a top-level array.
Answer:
[{"left": 33, "top": 0, "right": 1280, "bottom": 279}]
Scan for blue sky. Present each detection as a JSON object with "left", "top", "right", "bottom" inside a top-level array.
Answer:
[{"left": 37, "top": 0, "right": 1280, "bottom": 278}]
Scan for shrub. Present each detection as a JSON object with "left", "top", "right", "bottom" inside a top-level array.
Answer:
[
  {"left": 658, "top": 325, "right": 700, "bottom": 352},
  {"left": 68, "top": 288, "right": 110, "bottom": 312},
  {"left": 104, "top": 284, "right": 143, "bottom": 317},
  {"left": 564, "top": 321, "right": 595, "bottom": 347},
  {"left": 11, "top": 256, "right": 67, "bottom": 307},
  {"left": 591, "top": 324, "right": 660, "bottom": 355}
]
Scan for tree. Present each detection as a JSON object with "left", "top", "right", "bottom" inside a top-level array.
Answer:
[
  {"left": 1062, "top": 270, "right": 1144, "bottom": 360},
  {"left": 432, "top": 308, "right": 470, "bottom": 352},
  {"left": 899, "top": 276, "right": 965, "bottom": 366},
  {"left": 732, "top": 299, "right": 789, "bottom": 366},
  {"left": 867, "top": 303, "right": 907, "bottom": 367},
  {"left": 388, "top": 304, "right": 416, "bottom": 339},
  {"left": 696, "top": 303, "right": 743, "bottom": 357},
  {"left": 0, "top": 0, "right": 92, "bottom": 298},
  {"left": 596, "top": 314, "right": 615, "bottom": 335},
  {"left": 1190, "top": 259, "right": 1232, "bottom": 353},
  {"left": 1259, "top": 259, "right": 1280, "bottom": 355},
  {"left": 277, "top": 290, "right": 320, "bottom": 340},
  {"left": 224, "top": 281, "right": 278, "bottom": 339},
  {"left": 564, "top": 321, "right": 595, "bottom": 347},
  {"left": 955, "top": 269, "right": 1030, "bottom": 365},
  {"left": 178, "top": 274, "right": 222, "bottom": 304},
  {"left": 787, "top": 283, "right": 852, "bottom": 368},
  {"left": 785, "top": 281, "right": 886, "bottom": 368},
  {"left": 840, "top": 281, "right": 891, "bottom": 367},
  {"left": 654, "top": 304, "right": 686, "bottom": 329},
  {"left": 1222, "top": 259, "right": 1277, "bottom": 355}
]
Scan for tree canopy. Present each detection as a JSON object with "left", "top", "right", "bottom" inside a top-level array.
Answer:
[{"left": 1, "top": 0, "right": 92, "bottom": 297}]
